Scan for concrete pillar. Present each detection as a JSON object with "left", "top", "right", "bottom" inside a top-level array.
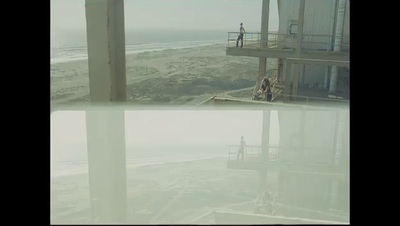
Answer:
[
  {"left": 261, "top": 110, "right": 271, "bottom": 161},
  {"left": 291, "top": 64, "right": 300, "bottom": 100},
  {"left": 331, "top": 111, "right": 340, "bottom": 165},
  {"left": 86, "top": 110, "right": 127, "bottom": 223},
  {"left": 85, "top": 0, "right": 127, "bottom": 223},
  {"left": 300, "top": 64, "right": 305, "bottom": 89},
  {"left": 85, "top": 0, "right": 127, "bottom": 103},
  {"left": 278, "top": 58, "right": 284, "bottom": 83},
  {"left": 323, "top": 66, "right": 329, "bottom": 89},
  {"left": 343, "top": 111, "right": 350, "bottom": 212},
  {"left": 254, "top": 0, "right": 270, "bottom": 95},
  {"left": 282, "top": 59, "right": 287, "bottom": 82},
  {"left": 329, "top": 0, "right": 347, "bottom": 93},
  {"left": 298, "top": 110, "right": 306, "bottom": 161},
  {"left": 284, "top": 61, "right": 293, "bottom": 101},
  {"left": 330, "top": 66, "right": 339, "bottom": 94},
  {"left": 295, "top": 0, "right": 305, "bottom": 56}
]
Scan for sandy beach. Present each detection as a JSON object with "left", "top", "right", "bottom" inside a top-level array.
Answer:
[
  {"left": 50, "top": 157, "right": 281, "bottom": 224},
  {"left": 51, "top": 44, "right": 278, "bottom": 108}
]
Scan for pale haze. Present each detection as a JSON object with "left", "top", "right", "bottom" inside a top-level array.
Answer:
[
  {"left": 51, "top": 110, "right": 280, "bottom": 149},
  {"left": 51, "top": 0, "right": 279, "bottom": 32}
]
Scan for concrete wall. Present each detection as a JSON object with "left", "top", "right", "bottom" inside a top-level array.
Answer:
[
  {"left": 341, "top": 0, "right": 350, "bottom": 51},
  {"left": 294, "top": 64, "right": 349, "bottom": 99},
  {"left": 277, "top": 110, "right": 337, "bottom": 164},
  {"left": 278, "top": 0, "right": 349, "bottom": 51},
  {"left": 302, "top": 65, "right": 327, "bottom": 89},
  {"left": 276, "top": 109, "right": 349, "bottom": 212}
]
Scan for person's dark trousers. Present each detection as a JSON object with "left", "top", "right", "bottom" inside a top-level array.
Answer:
[
  {"left": 236, "top": 34, "right": 244, "bottom": 47},
  {"left": 267, "top": 92, "right": 272, "bottom": 101}
]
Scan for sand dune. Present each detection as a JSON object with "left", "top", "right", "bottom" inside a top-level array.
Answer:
[{"left": 51, "top": 44, "right": 277, "bottom": 108}]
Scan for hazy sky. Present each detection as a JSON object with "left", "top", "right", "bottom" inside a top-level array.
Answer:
[{"left": 51, "top": 0, "right": 279, "bottom": 32}]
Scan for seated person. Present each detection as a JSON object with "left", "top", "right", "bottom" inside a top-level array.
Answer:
[{"left": 253, "top": 77, "right": 270, "bottom": 100}]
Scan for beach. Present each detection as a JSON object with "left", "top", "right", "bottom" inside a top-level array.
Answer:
[{"left": 51, "top": 43, "right": 278, "bottom": 108}]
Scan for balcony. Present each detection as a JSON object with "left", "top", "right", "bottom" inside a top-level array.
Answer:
[
  {"left": 226, "top": 32, "right": 349, "bottom": 62},
  {"left": 226, "top": 145, "right": 348, "bottom": 177}
]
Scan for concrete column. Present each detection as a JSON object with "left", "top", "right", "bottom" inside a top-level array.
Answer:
[
  {"left": 284, "top": 61, "right": 293, "bottom": 101},
  {"left": 300, "top": 64, "right": 305, "bottom": 89},
  {"left": 86, "top": 110, "right": 127, "bottom": 223},
  {"left": 254, "top": 0, "right": 270, "bottom": 95},
  {"left": 85, "top": 0, "right": 127, "bottom": 223},
  {"left": 323, "top": 66, "right": 329, "bottom": 89},
  {"left": 295, "top": 0, "right": 305, "bottom": 56},
  {"left": 343, "top": 111, "right": 350, "bottom": 212},
  {"left": 291, "top": 64, "right": 300, "bottom": 100},
  {"left": 331, "top": 111, "right": 340, "bottom": 165},
  {"left": 261, "top": 110, "right": 271, "bottom": 161},
  {"left": 85, "top": 0, "right": 127, "bottom": 103},
  {"left": 329, "top": 0, "right": 347, "bottom": 93},
  {"left": 282, "top": 59, "right": 287, "bottom": 82},
  {"left": 298, "top": 110, "right": 306, "bottom": 161},
  {"left": 260, "top": 0, "right": 270, "bottom": 49},
  {"left": 278, "top": 58, "right": 284, "bottom": 82}
]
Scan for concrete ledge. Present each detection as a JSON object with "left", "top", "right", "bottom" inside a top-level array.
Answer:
[{"left": 226, "top": 47, "right": 349, "bottom": 62}]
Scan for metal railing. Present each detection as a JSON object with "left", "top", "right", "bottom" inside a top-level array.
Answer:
[
  {"left": 227, "top": 32, "right": 349, "bottom": 52},
  {"left": 228, "top": 145, "right": 347, "bottom": 165},
  {"left": 228, "top": 145, "right": 280, "bottom": 161}
]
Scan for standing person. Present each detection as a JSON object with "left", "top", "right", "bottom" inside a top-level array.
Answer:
[
  {"left": 236, "top": 23, "right": 246, "bottom": 48},
  {"left": 237, "top": 136, "right": 247, "bottom": 161}
]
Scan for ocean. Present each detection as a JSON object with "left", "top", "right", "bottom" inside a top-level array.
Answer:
[{"left": 50, "top": 28, "right": 227, "bottom": 64}]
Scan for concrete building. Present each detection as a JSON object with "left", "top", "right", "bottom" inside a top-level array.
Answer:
[
  {"left": 217, "top": 1, "right": 350, "bottom": 223},
  {"left": 226, "top": 0, "right": 350, "bottom": 101}
]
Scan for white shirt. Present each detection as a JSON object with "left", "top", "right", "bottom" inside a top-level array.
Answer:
[{"left": 240, "top": 26, "right": 245, "bottom": 34}]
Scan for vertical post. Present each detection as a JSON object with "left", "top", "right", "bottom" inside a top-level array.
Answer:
[
  {"left": 324, "top": 66, "right": 329, "bottom": 89},
  {"left": 331, "top": 111, "right": 340, "bottom": 165},
  {"left": 261, "top": 110, "right": 271, "bottom": 161},
  {"left": 292, "top": 63, "right": 300, "bottom": 100},
  {"left": 85, "top": 0, "right": 127, "bottom": 223},
  {"left": 260, "top": 110, "right": 271, "bottom": 192},
  {"left": 282, "top": 59, "right": 287, "bottom": 82},
  {"left": 296, "top": 0, "right": 305, "bottom": 56},
  {"left": 278, "top": 58, "right": 284, "bottom": 83},
  {"left": 85, "top": 0, "right": 127, "bottom": 103},
  {"left": 254, "top": 0, "right": 270, "bottom": 96},
  {"left": 330, "top": 0, "right": 347, "bottom": 93},
  {"left": 260, "top": 0, "right": 270, "bottom": 49},
  {"left": 284, "top": 61, "right": 293, "bottom": 101},
  {"left": 86, "top": 110, "right": 127, "bottom": 223}
]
